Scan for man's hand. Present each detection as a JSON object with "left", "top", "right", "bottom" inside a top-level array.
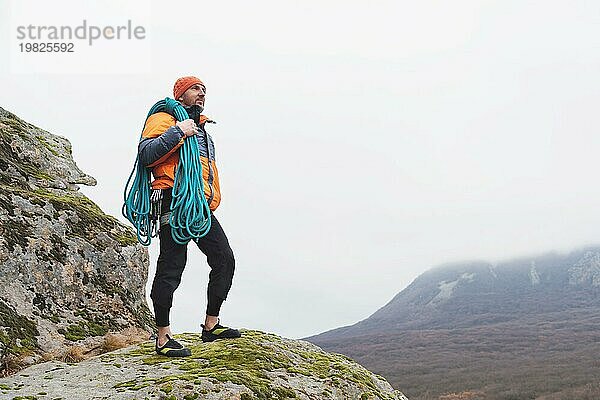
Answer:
[{"left": 176, "top": 119, "right": 199, "bottom": 137}]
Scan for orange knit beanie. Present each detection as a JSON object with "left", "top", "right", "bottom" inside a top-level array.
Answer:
[{"left": 173, "top": 76, "right": 205, "bottom": 100}]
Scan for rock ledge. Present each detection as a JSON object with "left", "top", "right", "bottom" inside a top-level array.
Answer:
[{"left": 0, "top": 330, "right": 408, "bottom": 400}]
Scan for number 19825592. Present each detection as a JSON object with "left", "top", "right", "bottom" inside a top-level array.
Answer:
[{"left": 19, "top": 43, "right": 74, "bottom": 52}]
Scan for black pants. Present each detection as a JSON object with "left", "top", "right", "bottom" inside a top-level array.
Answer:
[{"left": 150, "top": 191, "right": 235, "bottom": 327}]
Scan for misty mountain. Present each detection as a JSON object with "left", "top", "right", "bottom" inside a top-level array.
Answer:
[{"left": 306, "top": 247, "right": 600, "bottom": 400}]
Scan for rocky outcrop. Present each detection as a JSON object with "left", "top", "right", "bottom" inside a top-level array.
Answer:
[
  {"left": 0, "top": 107, "right": 154, "bottom": 374},
  {"left": 0, "top": 330, "right": 407, "bottom": 400},
  {"left": 569, "top": 251, "right": 600, "bottom": 286}
]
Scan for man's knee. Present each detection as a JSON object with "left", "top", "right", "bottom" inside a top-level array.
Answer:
[
  {"left": 222, "top": 245, "right": 235, "bottom": 275},
  {"left": 209, "top": 245, "right": 235, "bottom": 273},
  {"left": 225, "top": 245, "right": 235, "bottom": 265}
]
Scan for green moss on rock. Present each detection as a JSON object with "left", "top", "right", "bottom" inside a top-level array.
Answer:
[
  {"left": 0, "top": 216, "right": 33, "bottom": 252},
  {"left": 0, "top": 120, "right": 52, "bottom": 182},
  {"left": 29, "top": 188, "right": 131, "bottom": 245},
  {"left": 0, "top": 185, "right": 138, "bottom": 249},
  {"left": 62, "top": 320, "right": 108, "bottom": 342},
  {"left": 114, "top": 330, "right": 396, "bottom": 400},
  {"left": 35, "top": 136, "right": 60, "bottom": 157},
  {"left": 0, "top": 298, "right": 39, "bottom": 356},
  {"left": 115, "top": 234, "right": 138, "bottom": 246},
  {"left": 160, "top": 383, "right": 174, "bottom": 394}
]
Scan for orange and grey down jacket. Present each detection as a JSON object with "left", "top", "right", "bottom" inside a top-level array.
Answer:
[{"left": 137, "top": 112, "right": 221, "bottom": 211}]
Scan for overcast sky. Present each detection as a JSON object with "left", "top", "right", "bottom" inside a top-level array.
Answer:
[{"left": 1, "top": 0, "right": 599, "bottom": 339}]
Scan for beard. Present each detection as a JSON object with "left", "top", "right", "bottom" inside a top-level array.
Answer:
[{"left": 184, "top": 104, "right": 204, "bottom": 122}]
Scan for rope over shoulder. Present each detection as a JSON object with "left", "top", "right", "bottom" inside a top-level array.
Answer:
[{"left": 122, "top": 97, "right": 212, "bottom": 246}]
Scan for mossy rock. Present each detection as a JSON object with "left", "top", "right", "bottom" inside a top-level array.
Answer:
[
  {"left": 0, "top": 117, "right": 52, "bottom": 181},
  {"left": 0, "top": 298, "right": 39, "bottom": 356},
  {"left": 0, "top": 330, "right": 405, "bottom": 399},
  {"left": 108, "top": 330, "right": 401, "bottom": 400},
  {"left": 0, "top": 185, "right": 138, "bottom": 248}
]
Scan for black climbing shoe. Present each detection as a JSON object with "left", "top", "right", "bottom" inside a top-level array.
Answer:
[
  {"left": 201, "top": 321, "right": 241, "bottom": 342},
  {"left": 155, "top": 334, "right": 192, "bottom": 357}
]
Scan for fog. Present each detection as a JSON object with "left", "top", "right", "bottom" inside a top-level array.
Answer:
[{"left": 1, "top": 0, "right": 599, "bottom": 338}]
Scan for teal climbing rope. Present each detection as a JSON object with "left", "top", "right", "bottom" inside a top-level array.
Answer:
[{"left": 123, "top": 97, "right": 211, "bottom": 246}]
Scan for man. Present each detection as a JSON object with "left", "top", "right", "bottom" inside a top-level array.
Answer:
[{"left": 138, "top": 76, "right": 240, "bottom": 357}]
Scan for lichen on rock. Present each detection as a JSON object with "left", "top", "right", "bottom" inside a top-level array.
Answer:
[
  {"left": 0, "top": 330, "right": 408, "bottom": 399},
  {"left": 0, "top": 106, "right": 153, "bottom": 376}
]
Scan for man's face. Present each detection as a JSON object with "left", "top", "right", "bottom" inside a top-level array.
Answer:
[{"left": 179, "top": 84, "right": 206, "bottom": 108}]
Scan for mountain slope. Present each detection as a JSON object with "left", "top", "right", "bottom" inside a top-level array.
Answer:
[{"left": 306, "top": 247, "right": 600, "bottom": 400}]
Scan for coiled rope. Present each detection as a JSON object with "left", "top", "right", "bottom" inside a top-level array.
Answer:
[{"left": 123, "top": 97, "right": 211, "bottom": 245}]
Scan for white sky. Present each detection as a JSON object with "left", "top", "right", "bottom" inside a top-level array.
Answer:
[{"left": 1, "top": 0, "right": 599, "bottom": 338}]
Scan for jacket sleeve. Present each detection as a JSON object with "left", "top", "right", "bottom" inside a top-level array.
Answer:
[{"left": 138, "top": 113, "right": 185, "bottom": 168}]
